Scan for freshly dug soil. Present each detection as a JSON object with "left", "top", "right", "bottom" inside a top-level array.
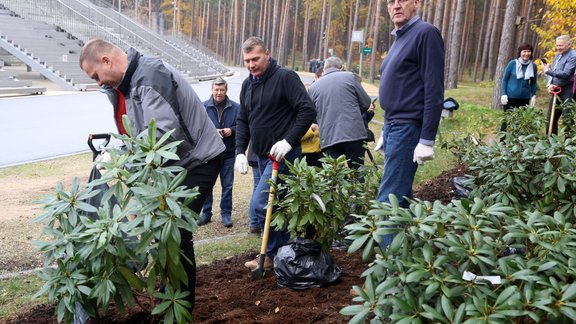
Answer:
[
  {"left": 7, "top": 249, "right": 365, "bottom": 324},
  {"left": 6, "top": 165, "right": 467, "bottom": 323}
]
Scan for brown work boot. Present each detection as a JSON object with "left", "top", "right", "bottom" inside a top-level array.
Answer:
[
  {"left": 248, "top": 226, "right": 261, "bottom": 235},
  {"left": 244, "top": 255, "right": 273, "bottom": 271}
]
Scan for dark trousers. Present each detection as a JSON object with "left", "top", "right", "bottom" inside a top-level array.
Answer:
[
  {"left": 179, "top": 154, "right": 222, "bottom": 311},
  {"left": 500, "top": 98, "right": 530, "bottom": 133},
  {"left": 302, "top": 151, "right": 323, "bottom": 167},
  {"left": 322, "top": 140, "right": 366, "bottom": 170}
]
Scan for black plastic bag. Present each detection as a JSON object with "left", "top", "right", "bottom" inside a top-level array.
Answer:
[
  {"left": 452, "top": 176, "right": 472, "bottom": 199},
  {"left": 274, "top": 238, "right": 341, "bottom": 290}
]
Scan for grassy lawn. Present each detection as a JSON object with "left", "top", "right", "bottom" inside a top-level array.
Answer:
[
  {"left": 0, "top": 79, "right": 505, "bottom": 319},
  {"left": 0, "top": 275, "right": 47, "bottom": 318}
]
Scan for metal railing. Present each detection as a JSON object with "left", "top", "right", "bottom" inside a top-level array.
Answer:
[{"left": 0, "top": 0, "right": 229, "bottom": 78}]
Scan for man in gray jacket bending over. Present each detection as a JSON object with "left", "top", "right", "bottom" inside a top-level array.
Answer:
[
  {"left": 79, "top": 38, "right": 225, "bottom": 312},
  {"left": 308, "top": 56, "right": 372, "bottom": 169}
]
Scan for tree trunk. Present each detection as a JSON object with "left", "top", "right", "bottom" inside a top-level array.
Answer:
[
  {"left": 259, "top": 0, "right": 266, "bottom": 41},
  {"left": 443, "top": 0, "right": 455, "bottom": 79},
  {"left": 458, "top": 1, "right": 473, "bottom": 80},
  {"left": 492, "top": 0, "right": 522, "bottom": 109},
  {"left": 346, "top": 0, "right": 360, "bottom": 70},
  {"left": 278, "top": 0, "right": 290, "bottom": 65},
  {"left": 262, "top": 0, "right": 269, "bottom": 45},
  {"left": 318, "top": 0, "right": 326, "bottom": 59},
  {"left": 480, "top": 0, "right": 496, "bottom": 81},
  {"left": 215, "top": 0, "right": 221, "bottom": 56},
  {"left": 522, "top": 0, "right": 534, "bottom": 43},
  {"left": 302, "top": 0, "right": 310, "bottom": 71},
  {"left": 240, "top": 0, "right": 247, "bottom": 63},
  {"left": 426, "top": 0, "right": 435, "bottom": 23},
  {"left": 204, "top": 3, "right": 210, "bottom": 46},
  {"left": 271, "top": 0, "right": 280, "bottom": 56},
  {"left": 323, "top": 0, "right": 332, "bottom": 59},
  {"left": 226, "top": 2, "right": 233, "bottom": 63},
  {"left": 446, "top": 0, "right": 465, "bottom": 89},
  {"left": 440, "top": 0, "right": 451, "bottom": 40},
  {"left": 148, "top": 0, "right": 152, "bottom": 28},
  {"left": 487, "top": 0, "right": 503, "bottom": 80},
  {"left": 433, "top": 0, "right": 444, "bottom": 31},
  {"left": 368, "top": 0, "right": 381, "bottom": 83},
  {"left": 473, "top": 0, "right": 490, "bottom": 81},
  {"left": 291, "top": 0, "right": 299, "bottom": 69}
]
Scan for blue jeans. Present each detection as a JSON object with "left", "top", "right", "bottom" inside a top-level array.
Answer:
[
  {"left": 248, "top": 165, "right": 262, "bottom": 229},
  {"left": 251, "top": 146, "right": 301, "bottom": 257},
  {"left": 376, "top": 124, "right": 420, "bottom": 248},
  {"left": 201, "top": 157, "right": 235, "bottom": 223}
]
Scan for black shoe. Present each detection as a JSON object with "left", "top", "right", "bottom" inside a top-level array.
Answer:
[
  {"left": 223, "top": 220, "right": 233, "bottom": 228},
  {"left": 197, "top": 217, "right": 211, "bottom": 226}
]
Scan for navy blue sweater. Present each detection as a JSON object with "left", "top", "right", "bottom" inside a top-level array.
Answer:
[{"left": 379, "top": 17, "right": 445, "bottom": 143}]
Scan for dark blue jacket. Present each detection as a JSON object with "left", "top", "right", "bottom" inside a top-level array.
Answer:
[
  {"left": 379, "top": 16, "right": 445, "bottom": 144},
  {"left": 204, "top": 96, "right": 240, "bottom": 159}
]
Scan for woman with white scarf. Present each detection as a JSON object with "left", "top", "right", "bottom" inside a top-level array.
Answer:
[{"left": 500, "top": 42, "right": 538, "bottom": 133}]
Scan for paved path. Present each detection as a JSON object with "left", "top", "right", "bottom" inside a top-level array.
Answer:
[{"left": 0, "top": 65, "right": 379, "bottom": 167}]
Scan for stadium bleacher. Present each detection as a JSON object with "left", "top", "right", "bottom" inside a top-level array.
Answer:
[{"left": 0, "top": 0, "right": 231, "bottom": 93}]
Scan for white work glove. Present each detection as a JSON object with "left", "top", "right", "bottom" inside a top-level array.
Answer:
[
  {"left": 270, "top": 139, "right": 292, "bottom": 161},
  {"left": 500, "top": 95, "right": 508, "bottom": 105},
  {"left": 374, "top": 135, "right": 384, "bottom": 155},
  {"left": 234, "top": 154, "right": 248, "bottom": 174},
  {"left": 529, "top": 95, "right": 536, "bottom": 107},
  {"left": 95, "top": 151, "right": 111, "bottom": 171},
  {"left": 413, "top": 143, "right": 434, "bottom": 165}
]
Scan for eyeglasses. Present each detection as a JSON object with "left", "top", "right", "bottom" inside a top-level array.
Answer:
[{"left": 387, "top": 0, "right": 412, "bottom": 6}]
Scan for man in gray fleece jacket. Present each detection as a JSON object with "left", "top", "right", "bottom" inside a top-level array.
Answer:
[
  {"left": 80, "top": 38, "right": 225, "bottom": 312},
  {"left": 308, "top": 56, "right": 372, "bottom": 169}
]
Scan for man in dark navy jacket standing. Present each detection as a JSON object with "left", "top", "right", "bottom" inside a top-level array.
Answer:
[
  {"left": 234, "top": 36, "right": 316, "bottom": 270},
  {"left": 374, "top": 0, "right": 445, "bottom": 248},
  {"left": 199, "top": 77, "right": 240, "bottom": 228}
]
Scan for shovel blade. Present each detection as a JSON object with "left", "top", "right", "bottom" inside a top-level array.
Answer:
[
  {"left": 250, "top": 254, "right": 270, "bottom": 279},
  {"left": 250, "top": 267, "right": 269, "bottom": 279}
]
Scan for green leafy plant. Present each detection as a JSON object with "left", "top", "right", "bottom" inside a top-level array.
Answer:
[
  {"left": 341, "top": 110, "right": 576, "bottom": 323},
  {"left": 33, "top": 117, "right": 198, "bottom": 323},
  {"left": 272, "top": 155, "right": 381, "bottom": 250},
  {"left": 342, "top": 195, "right": 576, "bottom": 323}
]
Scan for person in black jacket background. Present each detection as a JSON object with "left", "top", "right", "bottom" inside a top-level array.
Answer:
[{"left": 234, "top": 36, "right": 316, "bottom": 271}]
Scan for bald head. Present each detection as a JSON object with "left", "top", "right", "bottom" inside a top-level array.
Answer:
[{"left": 79, "top": 39, "right": 128, "bottom": 87}]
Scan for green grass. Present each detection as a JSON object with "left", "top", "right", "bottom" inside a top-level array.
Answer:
[
  {"left": 0, "top": 275, "right": 47, "bottom": 318},
  {"left": 0, "top": 153, "right": 92, "bottom": 178},
  {"left": 195, "top": 234, "right": 261, "bottom": 266}
]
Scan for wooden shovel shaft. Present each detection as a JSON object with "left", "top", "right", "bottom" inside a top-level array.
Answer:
[
  {"left": 548, "top": 88, "right": 562, "bottom": 136},
  {"left": 254, "top": 158, "right": 280, "bottom": 276}
]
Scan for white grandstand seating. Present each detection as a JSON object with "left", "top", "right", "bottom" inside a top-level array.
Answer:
[{"left": 0, "top": 0, "right": 231, "bottom": 94}]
